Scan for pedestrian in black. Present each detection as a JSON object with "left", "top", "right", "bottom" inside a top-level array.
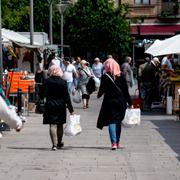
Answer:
[
  {"left": 43, "top": 64, "right": 74, "bottom": 151},
  {"left": 97, "top": 57, "right": 132, "bottom": 150}
]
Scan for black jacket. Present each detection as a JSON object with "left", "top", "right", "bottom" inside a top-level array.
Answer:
[
  {"left": 97, "top": 73, "right": 132, "bottom": 129},
  {"left": 43, "top": 76, "right": 74, "bottom": 124}
]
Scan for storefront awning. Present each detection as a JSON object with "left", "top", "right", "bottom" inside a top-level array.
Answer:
[{"left": 130, "top": 24, "right": 180, "bottom": 36}]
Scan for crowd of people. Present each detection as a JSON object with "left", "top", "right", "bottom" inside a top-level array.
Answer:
[
  {"left": 0, "top": 54, "right": 135, "bottom": 151},
  {"left": 138, "top": 54, "right": 178, "bottom": 111},
  {"left": 1, "top": 52, "right": 178, "bottom": 151}
]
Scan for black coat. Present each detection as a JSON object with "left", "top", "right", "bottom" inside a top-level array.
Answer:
[
  {"left": 97, "top": 73, "right": 132, "bottom": 129},
  {"left": 43, "top": 76, "right": 74, "bottom": 125}
]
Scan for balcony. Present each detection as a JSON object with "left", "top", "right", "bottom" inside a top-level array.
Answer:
[{"left": 158, "top": 1, "right": 180, "bottom": 19}]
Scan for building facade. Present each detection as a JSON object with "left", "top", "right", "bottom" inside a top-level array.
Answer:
[{"left": 114, "top": 0, "right": 180, "bottom": 62}]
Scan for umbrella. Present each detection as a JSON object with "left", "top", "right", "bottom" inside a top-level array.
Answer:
[{"left": 145, "top": 34, "right": 180, "bottom": 56}]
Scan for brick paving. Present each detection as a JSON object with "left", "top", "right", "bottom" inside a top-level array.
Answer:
[{"left": 0, "top": 92, "right": 180, "bottom": 180}]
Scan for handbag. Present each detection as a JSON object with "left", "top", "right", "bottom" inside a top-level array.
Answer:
[
  {"left": 86, "top": 77, "right": 96, "bottom": 94},
  {"left": 35, "top": 101, "right": 45, "bottom": 114},
  {"left": 122, "top": 108, "right": 141, "bottom": 128},
  {"left": 72, "top": 89, "right": 81, "bottom": 103},
  {"left": 82, "top": 69, "right": 96, "bottom": 94},
  {"left": 64, "top": 114, "right": 82, "bottom": 137}
]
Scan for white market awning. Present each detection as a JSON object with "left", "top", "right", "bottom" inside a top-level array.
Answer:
[
  {"left": 2, "top": 28, "right": 41, "bottom": 48},
  {"left": 145, "top": 34, "right": 180, "bottom": 56}
]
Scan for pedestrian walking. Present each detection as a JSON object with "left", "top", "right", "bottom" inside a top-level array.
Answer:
[
  {"left": 97, "top": 57, "right": 132, "bottom": 150},
  {"left": 140, "top": 57, "right": 160, "bottom": 110},
  {"left": 121, "top": 56, "right": 134, "bottom": 88},
  {"left": 77, "top": 60, "right": 94, "bottom": 109},
  {"left": 72, "top": 56, "right": 82, "bottom": 88},
  {"left": 62, "top": 57, "right": 78, "bottom": 95},
  {"left": 91, "top": 57, "right": 103, "bottom": 79},
  {"left": 43, "top": 65, "right": 74, "bottom": 151}
]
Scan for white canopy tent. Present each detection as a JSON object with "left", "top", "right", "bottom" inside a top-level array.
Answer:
[
  {"left": 145, "top": 34, "right": 180, "bottom": 56},
  {"left": 2, "top": 28, "right": 41, "bottom": 48}
]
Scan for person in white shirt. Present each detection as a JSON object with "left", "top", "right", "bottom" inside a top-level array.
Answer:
[
  {"left": 161, "top": 54, "right": 173, "bottom": 71},
  {"left": 49, "top": 53, "right": 63, "bottom": 68},
  {"left": 62, "top": 57, "right": 78, "bottom": 94}
]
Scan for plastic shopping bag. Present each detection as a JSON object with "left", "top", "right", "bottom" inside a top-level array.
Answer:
[
  {"left": 122, "top": 108, "right": 141, "bottom": 128},
  {"left": 93, "top": 76, "right": 100, "bottom": 88},
  {"left": 0, "top": 95, "right": 22, "bottom": 130},
  {"left": 72, "top": 89, "right": 81, "bottom": 103},
  {"left": 64, "top": 114, "right": 82, "bottom": 137}
]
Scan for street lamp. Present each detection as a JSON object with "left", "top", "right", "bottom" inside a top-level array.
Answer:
[
  {"left": 47, "top": 0, "right": 53, "bottom": 44},
  {"left": 0, "top": 0, "right": 3, "bottom": 88},
  {"left": 57, "top": 0, "right": 70, "bottom": 59}
]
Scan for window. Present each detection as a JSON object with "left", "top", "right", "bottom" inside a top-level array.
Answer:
[{"left": 135, "top": 0, "right": 150, "bottom": 5}]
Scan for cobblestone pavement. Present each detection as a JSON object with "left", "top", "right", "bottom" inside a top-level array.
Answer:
[{"left": 0, "top": 92, "right": 180, "bottom": 180}]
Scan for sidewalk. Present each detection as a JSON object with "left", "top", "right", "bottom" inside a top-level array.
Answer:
[{"left": 0, "top": 93, "right": 180, "bottom": 180}]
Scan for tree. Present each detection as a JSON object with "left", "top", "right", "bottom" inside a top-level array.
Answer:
[
  {"left": 2, "top": 0, "right": 29, "bottom": 31},
  {"left": 1, "top": 0, "right": 61, "bottom": 42},
  {"left": 64, "top": 0, "right": 131, "bottom": 60}
]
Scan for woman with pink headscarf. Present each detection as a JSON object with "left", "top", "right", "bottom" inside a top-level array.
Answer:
[
  {"left": 43, "top": 65, "right": 74, "bottom": 151},
  {"left": 97, "top": 58, "right": 132, "bottom": 150}
]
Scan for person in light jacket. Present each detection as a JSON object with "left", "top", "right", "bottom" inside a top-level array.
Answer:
[
  {"left": 77, "top": 60, "right": 94, "bottom": 109},
  {"left": 43, "top": 65, "right": 74, "bottom": 151},
  {"left": 121, "top": 56, "right": 134, "bottom": 88},
  {"left": 97, "top": 58, "right": 132, "bottom": 150}
]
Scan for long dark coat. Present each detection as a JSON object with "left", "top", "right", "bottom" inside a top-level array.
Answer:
[
  {"left": 97, "top": 73, "right": 132, "bottom": 129},
  {"left": 43, "top": 76, "right": 74, "bottom": 125}
]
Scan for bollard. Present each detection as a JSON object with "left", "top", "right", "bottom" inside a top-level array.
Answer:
[{"left": 17, "top": 88, "right": 22, "bottom": 115}]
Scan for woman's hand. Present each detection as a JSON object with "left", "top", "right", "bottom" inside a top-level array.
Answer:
[{"left": 129, "top": 105, "right": 134, "bottom": 109}]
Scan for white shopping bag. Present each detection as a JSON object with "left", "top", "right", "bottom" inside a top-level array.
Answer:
[
  {"left": 0, "top": 96, "right": 22, "bottom": 130},
  {"left": 93, "top": 76, "right": 100, "bottom": 88},
  {"left": 64, "top": 114, "right": 82, "bottom": 136},
  {"left": 122, "top": 108, "right": 141, "bottom": 128},
  {"left": 72, "top": 89, "right": 81, "bottom": 103}
]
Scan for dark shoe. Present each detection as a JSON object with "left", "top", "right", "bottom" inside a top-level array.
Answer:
[
  {"left": 52, "top": 146, "right": 57, "bottom": 151},
  {"left": 57, "top": 142, "right": 64, "bottom": 149}
]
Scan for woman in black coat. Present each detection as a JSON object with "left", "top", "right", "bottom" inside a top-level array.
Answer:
[
  {"left": 97, "top": 58, "right": 132, "bottom": 150},
  {"left": 43, "top": 65, "right": 74, "bottom": 151}
]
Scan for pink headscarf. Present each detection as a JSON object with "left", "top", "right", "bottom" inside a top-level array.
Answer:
[
  {"left": 103, "top": 58, "right": 121, "bottom": 78},
  {"left": 48, "top": 64, "right": 63, "bottom": 77}
]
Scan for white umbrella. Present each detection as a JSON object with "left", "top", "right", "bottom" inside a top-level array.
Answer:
[{"left": 145, "top": 34, "right": 180, "bottom": 56}]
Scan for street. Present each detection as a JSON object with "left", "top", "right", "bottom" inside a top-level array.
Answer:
[{"left": 0, "top": 93, "right": 180, "bottom": 180}]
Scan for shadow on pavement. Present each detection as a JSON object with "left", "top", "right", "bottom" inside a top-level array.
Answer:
[
  {"left": 8, "top": 147, "right": 50, "bottom": 151},
  {"left": 150, "top": 119, "right": 180, "bottom": 161},
  {"left": 8, "top": 146, "right": 125, "bottom": 151},
  {"left": 141, "top": 108, "right": 166, "bottom": 116}
]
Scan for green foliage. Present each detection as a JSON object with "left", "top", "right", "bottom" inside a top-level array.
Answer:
[
  {"left": 2, "top": 0, "right": 29, "bottom": 31},
  {"left": 64, "top": 0, "right": 131, "bottom": 58},
  {"left": 1, "top": 0, "right": 61, "bottom": 41},
  {"left": 1, "top": 0, "right": 132, "bottom": 58}
]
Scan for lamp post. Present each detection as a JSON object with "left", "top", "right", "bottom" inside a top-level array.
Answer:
[
  {"left": 57, "top": 0, "right": 69, "bottom": 59},
  {"left": 47, "top": 0, "right": 53, "bottom": 44},
  {"left": 30, "top": 0, "right": 34, "bottom": 46},
  {"left": 0, "top": 0, "right": 3, "bottom": 88}
]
